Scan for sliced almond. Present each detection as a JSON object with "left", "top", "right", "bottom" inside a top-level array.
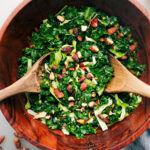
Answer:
[
  {"left": 107, "top": 26, "right": 118, "bottom": 35},
  {"left": 78, "top": 76, "right": 86, "bottom": 82},
  {"left": 75, "top": 64, "right": 79, "bottom": 71}
]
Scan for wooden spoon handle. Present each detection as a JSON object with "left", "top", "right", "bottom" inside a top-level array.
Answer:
[
  {"left": 0, "top": 72, "right": 40, "bottom": 101},
  {"left": 124, "top": 74, "right": 150, "bottom": 98}
]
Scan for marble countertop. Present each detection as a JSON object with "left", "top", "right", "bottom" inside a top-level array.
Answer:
[{"left": 0, "top": 0, "right": 150, "bottom": 150}]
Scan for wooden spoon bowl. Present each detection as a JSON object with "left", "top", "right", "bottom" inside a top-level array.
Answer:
[{"left": 0, "top": 0, "right": 150, "bottom": 150}]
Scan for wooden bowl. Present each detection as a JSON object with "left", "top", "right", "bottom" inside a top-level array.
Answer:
[{"left": 0, "top": 0, "right": 150, "bottom": 149}]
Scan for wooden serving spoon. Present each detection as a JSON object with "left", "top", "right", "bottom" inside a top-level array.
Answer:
[
  {"left": 0, "top": 52, "right": 50, "bottom": 101},
  {"left": 105, "top": 55, "right": 150, "bottom": 98},
  {"left": 0, "top": 53, "right": 150, "bottom": 102}
]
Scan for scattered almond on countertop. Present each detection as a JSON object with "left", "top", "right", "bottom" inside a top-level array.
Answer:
[{"left": 0, "top": 136, "right": 5, "bottom": 144}]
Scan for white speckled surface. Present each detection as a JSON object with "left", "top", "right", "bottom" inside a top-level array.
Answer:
[{"left": 0, "top": 0, "right": 150, "bottom": 150}]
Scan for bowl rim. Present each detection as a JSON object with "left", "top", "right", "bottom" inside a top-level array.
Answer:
[{"left": 0, "top": 0, "right": 150, "bottom": 149}]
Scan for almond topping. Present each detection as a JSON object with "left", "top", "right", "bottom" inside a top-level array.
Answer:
[
  {"left": 54, "top": 88, "right": 64, "bottom": 98},
  {"left": 90, "top": 45, "right": 99, "bottom": 52},
  {"left": 49, "top": 72, "right": 55, "bottom": 80},
  {"left": 80, "top": 82, "right": 88, "bottom": 91},
  {"left": 77, "top": 119, "right": 86, "bottom": 124},
  {"left": 57, "top": 15, "right": 65, "bottom": 22}
]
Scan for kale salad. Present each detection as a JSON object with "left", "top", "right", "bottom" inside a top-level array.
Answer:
[{"left": 18, "top": 6, "right": 145, "bottom": 138}]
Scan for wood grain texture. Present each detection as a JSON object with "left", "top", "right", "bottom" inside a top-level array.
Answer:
[{"left": 0, "top": 0, "right": 150, "bottom": 149}]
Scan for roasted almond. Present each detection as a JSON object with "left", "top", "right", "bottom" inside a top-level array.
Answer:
[
  {"left": 90, "top": 45, "right": 99, "bottom": 52},
  {"left": 129, "top": 44, "right": 136, "bottom": 52},
  {"left": 77, "top": 119, "right": 86, "bottom": 124},
  {"left": 73, "top": 27, "right": 78, "bottom": 36},
  {"left": 54, "top": 88, "right": 64, "bottom": 98},
  {"left": 80, "top": 82, "right": 88, "bottom": 91},
  {"left": 88, "top": 101, "right": 96, "bottom": 108},
  {"left": 68, "top": 102, "right": 75, "bottom": 107},
  {"left": 99, "top": 37, "right": 104, "bottom": 42},
  {"left": 86, "top": 73, "right": 94, "bottom": 79},
  {"left": 90, "top": 18, "right": 98, "bottom": 28},
  {"left": 67, "top": 85, "right": 73, "bottom": 93},
  {"left": 105, "top": 38, "right": 114, "bottom": 45},
  {"left": 49, "top": 72, "right": 55, "bottom": 80},
  {"left": 34, "top": 111, "right": 47, "bottom": 119},
  {"left": 68, "top": 96, "right": 75, "bottom": 101},
  {"left": 62, "top": 46, "right": 72, "bottom": 54},
  {"left": 91, "top": 92, "right": 96, "bottom": 97},
  {"left": 72, "top": 54, "right": 79, "bottom": 62},
  {"left": 69, "top": 67, "right": 75, "bottom": 71},
  {"left": 52, "top": 65, "right": 58, "bottom": 70},
  {"left": 57, "top": 74, "right": 63, "bottom": 80},
  {"left": 80, "top": 61, "right": 89, "bottom": 66},
  {"left": 107, "top": 26, "right": 118, "bottom": 35},
  {"left": 75, "top": 64, "right": 79, "bottom": 71},
  {"left": 78, "top": 76, "right": 86, "bottom": 82},
  {"left": 77, "top": 35, "right": 83, "bottom": 41},
  {"left": 81, "top": 25, "right": 88, "bottom": 32},
  {"left": 121, "top": 55, "right": 128, "bottom": 60},
  {"left": 98, "top": 114, "right": 110, "bottom": 124},
  {"left": 76, "top": 51, "right": 83, "bottom": 59}
]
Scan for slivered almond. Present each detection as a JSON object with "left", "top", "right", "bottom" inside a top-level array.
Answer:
[
  {"left": 90, "top": 45, "right": 99, "bottom": 52},
  {"left": 81, "top": 103, "right": 87, "bottom": 107}
]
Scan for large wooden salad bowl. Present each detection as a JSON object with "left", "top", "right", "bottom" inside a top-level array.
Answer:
[{"left": 0, "top": 0, "right": 150, "bottom": 149}]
